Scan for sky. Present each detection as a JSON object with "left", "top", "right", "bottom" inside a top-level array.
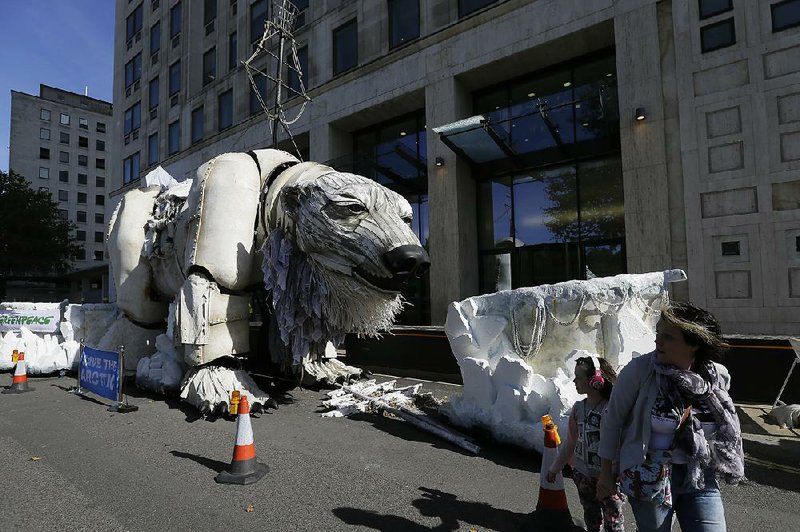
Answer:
[{"left": 0, "top": 0, "right": 115, "bottom": 172}]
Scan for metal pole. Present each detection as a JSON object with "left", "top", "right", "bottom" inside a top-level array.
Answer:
[
  {"left": 271, "top": 23, "right": 286, "bottom": 148},
  {"left": 118, "top": 345, "right": 125, "bottom": 405}
]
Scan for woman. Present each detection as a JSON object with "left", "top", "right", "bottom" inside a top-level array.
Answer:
[{"left": 596, "top": 302, "right": 745, "bottom": 531}]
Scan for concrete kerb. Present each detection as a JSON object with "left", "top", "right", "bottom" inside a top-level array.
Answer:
[{"left": 736, "top": 402, "right": 800, "bottom": 475}]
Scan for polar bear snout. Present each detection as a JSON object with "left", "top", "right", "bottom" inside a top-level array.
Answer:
[{"left": 383, "top": 245, "right": 431, "bottom": 280}]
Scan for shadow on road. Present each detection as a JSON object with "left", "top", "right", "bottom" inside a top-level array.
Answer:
[
  {"left": 333, "top": 486, "right": 532, "bottom": 531},
  {"left": 50, "top": 384, "right": 108, "bottom": 407},
  {"left": 170, "top": 450, "right": 228, "bottom": 473},
  {"left": 338, "top": 411, "right": 538, "bottom": 473}
]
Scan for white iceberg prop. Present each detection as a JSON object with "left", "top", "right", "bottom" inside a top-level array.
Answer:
[
  {"left": 443, "top": 269, "right": 687, "bottom": 452},
  {"left": 0, "top": 302, "right": 115, "bottom": 374}
]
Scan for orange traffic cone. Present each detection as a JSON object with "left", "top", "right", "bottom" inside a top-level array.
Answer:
[
  {"left": 537, "top": 414, "right": 569, "bottom": 512},
  {"left": 215, "top": 395, "right": 268, "bottom": 485},
  {"left": 3, "top": 352, "right": 34, "bottom": 394}
]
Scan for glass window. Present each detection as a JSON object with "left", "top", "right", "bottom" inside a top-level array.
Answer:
[
  {"left": 333, "top": 19, "right": 358, "bottom": 75},
  {"left": 125, "top": 53, "right": 143, "bottom": 88},
  {"left": 59, "top": 151, "right": 69, "bottom": 163},
  {"left": 40, "top": 128, "right": 50, "bottom": 140},
  {"left": 96, "top": 139, "right": 105, "bottom": 151},
  {"left": 191, "top": 106, "right": 204, "bottom": 144},
  {"left": 97, "top": 122, "right": 106, "bottom": 133},
  {"left": 170, "top": 2, "right": 181, "bottom": 38},
  {"left": 124, "top": 102, "right": 142, "bottom": 135},
  {"left": 96, "top": 176, "right": 105, "bottom": 188},
  {"left": 287, "top": 45, "right": 308, "bottom": 95},
  {"left": 59, "top": 170, "right": 69, "bottom": 182},
  {"left": 123, "top": 152, "right": 141, "bottom": 183},
  {"left": 94, "top": 250, "right": 104, "bottom": 261},
  {"left": 96, "top": 194, "right": 105, "bottom": 206},
  {"left": 701, "top": 18, "right": 735, "bottom": 53},
  {"left": 148, "top": 132, "right": 159, "bottom": 166},
  {"left": 41, "top": 108, "right": 51, "bottom": 121},
  {"left": 389, "top": 0, "right": 420, "bottom": 49},
  {"left": 249, "top": 72, "right": 268, "bottom": 115},
  {"left": 459, "top": 0, "right": 497, "bottom": 18},
  {"left": 60, "top": 132, "right": 70, "bottom": 144},
  {"left": 192, "top": 105, "right": 205, "bottom": 144},
  {"left": 79, "top": 118, "right": 87, "bottom": 129},
  {"left": 58, "top": 189, "right": 68, "bottom": 202},
  {"left": 290, "top": 0, "right": 308, "bottom": 28},
  {"left": 77, "top": 211, "right": 87, "bottom": 223},
  {"left": 39, "top": 167, "right": 49, "bottom": 179},
  {"left": 95, "top": 212, "right": 104, "bottom": 224},
  {"left": 698, "top": 0, "right": 732, "bottom": 19},
  {"left": 218, "top": 89, "right": 233, "bottom": 130},
  {"left": 250, "top": 0, "right": 268, "bottom": 43},
  {"left": 60, "top": 113, "right": 70, "bottom": 125},
  {"left": 169, "top": 60, "right": 181, "bottom": 95},
  {"left": 168, "top": 120, "right": 180, "bottom": 155},
  {"left": 78, "top": 155, "right": 88, "bottom": 167},
  {"left": 229, "top": 32, "right": 238, "bottom": 71},
  {"left": 203, "top": 47, "right": 216, "bottom": 86},
  {"left": 78, "top": 173, "right": 88, "bottom": 185},
  {"left": 76, "top": 230, "right": 86, "bottom": 241},
  {"left": 773, "top": 0, "right": 800, "bottom": 32},
  {"left": 78, "top": 192, "right": 87, "bottom": 204},
  {"left": 204, "top": 0, "right": 217, "bottom": 25},
  {"left": 40, "top": 147, "right": 50, "bottom": 159},
  {"left": 150, "top": 21, "right": 161, "bottom": 54},
  {"left": 126, "top": 2, "right": 143, "bottom": 41},
  {"left": 96, "top": 158, "right": 105, "bottom": 169},
  {"left": 79, "top": 136, "right": 89, "bottom": 148},
  {"left": 95, "top": 231, "right": 104, "bottom": 243},
  {"left": 149, "top": 77, "right": 159, "bottom": 110}
]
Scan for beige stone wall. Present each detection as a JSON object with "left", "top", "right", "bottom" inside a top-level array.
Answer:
[{"left": 672, "top": 0, "right": 800, "bottom": 334}]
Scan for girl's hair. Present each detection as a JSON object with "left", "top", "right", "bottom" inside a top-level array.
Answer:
[
  {"left": 575, "top": 356, "right": 617, "bottom": 400},
  {"left": 660, "top": 301, "right": 728, "bottom": 364}
]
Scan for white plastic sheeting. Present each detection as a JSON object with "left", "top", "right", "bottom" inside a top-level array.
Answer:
[
  {"left": 0, "top": 302, "right": 116, "bottom": 374},
  {"left": 443, "top": 270, "right": 686, "bottom": 452},
  {"left": 136, "top": 304, "right": 186, "bottom": 393}
]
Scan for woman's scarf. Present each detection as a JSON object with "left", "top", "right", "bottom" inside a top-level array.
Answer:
[{"left": 651, "top": 353, "right": 746, "bottom": 489}]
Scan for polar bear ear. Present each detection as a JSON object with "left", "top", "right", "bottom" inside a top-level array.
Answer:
[{"left": 280, "top": 184, "right": 304, "bottom": 218}]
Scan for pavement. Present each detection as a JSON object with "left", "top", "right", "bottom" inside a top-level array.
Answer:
[
  {"left": 736, "top": 402, "right": 800, "bottom": 475},
  {"left": 2, "top": 370, "right": 800, "bottom": 531}
]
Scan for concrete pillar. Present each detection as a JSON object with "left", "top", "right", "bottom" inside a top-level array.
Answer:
[
  {"left": 425, "top": 76, "right": 478, "bottom": 324},
  {"left": 309, "top": 103, "right": 351, "bottom": 163},
  {"left": 615, "top": 4, "right": 674, "bottom": 276}
]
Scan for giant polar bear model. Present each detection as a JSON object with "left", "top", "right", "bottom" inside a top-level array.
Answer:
[{"left": 102, "top": 149, "right": 429, "bottom": 413}]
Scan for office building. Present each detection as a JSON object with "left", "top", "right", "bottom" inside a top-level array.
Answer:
[
  {"left": 112, "top": 0, "right": 800, "bottom": 334},
  {"left": 9, "top": 84, "right": 114, "bottom": 302}
]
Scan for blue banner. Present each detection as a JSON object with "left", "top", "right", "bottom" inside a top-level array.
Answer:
[{"left": 79, "top": 346, "right": 121, "bottom": 402}]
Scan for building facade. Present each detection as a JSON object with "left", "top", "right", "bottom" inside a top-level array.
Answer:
[
  {"left": 112, "top": 0, "right": 800, "bottom": 335},
  {"left": 9, "top": 85, "right": 114, "bottom": 302}
]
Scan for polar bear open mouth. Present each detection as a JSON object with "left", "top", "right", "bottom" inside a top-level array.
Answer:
[{"left": 353, "top": 266, "right": 408, "bottom": 293}]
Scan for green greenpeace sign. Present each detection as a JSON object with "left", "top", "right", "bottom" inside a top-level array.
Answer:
[{"left": 0, "top": 309, "right": 61, "bottom": 333}]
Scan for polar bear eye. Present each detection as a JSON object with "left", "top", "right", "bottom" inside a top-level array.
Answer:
[
  {"left": 344, "top": 203, "right": 367, "bottom": 214},
  {"left": 401, "top": 214, "right": 413, "bottom": 225}
]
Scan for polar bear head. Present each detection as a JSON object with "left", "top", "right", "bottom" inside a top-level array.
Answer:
[{"left": 262, "top": 162, "right": 429, "bottom": 364}]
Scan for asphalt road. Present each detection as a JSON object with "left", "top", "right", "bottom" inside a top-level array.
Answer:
[{"left": 1, "top": 372, "right": 799, "bottom": 531}]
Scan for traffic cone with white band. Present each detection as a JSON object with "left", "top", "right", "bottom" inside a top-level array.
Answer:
[
  {"left": 537, "top": 414, "right": 570, "bottom": 513},
  {"left": 3, "top": 352, "right": 34, "bottom": 394},
  {"left": 215, "top": 395, "right": 268, "bottom": 485}
]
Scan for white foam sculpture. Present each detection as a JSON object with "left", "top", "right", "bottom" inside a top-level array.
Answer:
[
  {"left": 443, "top": 269, "right": 687, "bottom": 452},
  {"left": 0, "top": 302, "right": 116, "bottom": 374},
  {"left": 108, "top": 150, "right": 428, "bottom": 411}
]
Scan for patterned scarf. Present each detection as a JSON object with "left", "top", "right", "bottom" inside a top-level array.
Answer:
[{"left": 651, "top": 353, "right": 746, "bottom": 490}]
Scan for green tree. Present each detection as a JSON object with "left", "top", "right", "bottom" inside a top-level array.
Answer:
[{"left": 0, "top": 169, "right": 81, "bottom": 275}]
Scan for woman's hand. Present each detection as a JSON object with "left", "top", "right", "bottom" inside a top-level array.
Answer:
[{"left": 596, "top": 470, "right": 615, "bottom": 500}]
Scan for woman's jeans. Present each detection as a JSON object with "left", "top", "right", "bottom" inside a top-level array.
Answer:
[{"left": 628, "top": 465, "right": 726, "bottom": 532}]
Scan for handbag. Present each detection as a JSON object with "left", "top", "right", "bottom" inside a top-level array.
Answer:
[
  {"left": 619, "top": 406, "right": 691, "bottom": 506},
  {"left": 620, "top": 449, "right": 673, "bottom": 506}
]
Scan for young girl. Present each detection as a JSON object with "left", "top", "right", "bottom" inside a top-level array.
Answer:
[{"left": 546, "top": 356, "right": 626, "bottom": 532}]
